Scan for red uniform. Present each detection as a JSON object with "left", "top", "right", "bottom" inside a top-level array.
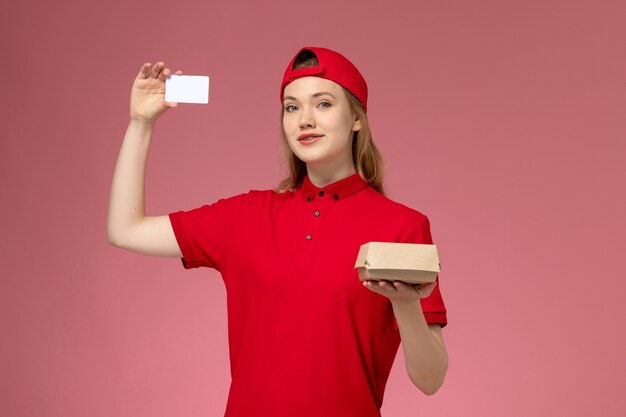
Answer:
[{"left": 169, "top": 172, "right": 447, "bottom": 417}]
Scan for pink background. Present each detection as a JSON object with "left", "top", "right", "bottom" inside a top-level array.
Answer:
[{"left": 2, "top": 0, "right": 625, "bottom": 416}]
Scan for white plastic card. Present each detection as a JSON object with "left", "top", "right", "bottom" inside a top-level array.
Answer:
[{"left": 165, "top": 75, "right": 209, "bottom": 104}]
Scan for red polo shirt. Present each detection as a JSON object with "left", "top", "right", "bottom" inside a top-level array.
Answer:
[{"left": 169, "top": 172, "right": 447, "bottom": 417}]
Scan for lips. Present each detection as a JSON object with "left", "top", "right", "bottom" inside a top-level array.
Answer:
[{"left": 298, "top": 133, "right": 324, "bottom": 141}]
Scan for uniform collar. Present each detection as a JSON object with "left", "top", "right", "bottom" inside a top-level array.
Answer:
[{"left": 300, "top": 172, "right": 369, "bottom": 202}]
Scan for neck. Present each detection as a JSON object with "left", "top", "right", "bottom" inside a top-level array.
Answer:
[{"left": 306, "top": 160, "right": 357, "bottom": 188}]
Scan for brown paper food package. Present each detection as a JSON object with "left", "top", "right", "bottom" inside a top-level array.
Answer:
[{"left": 354, "top": 242, "right": 440, "bottom": 284}]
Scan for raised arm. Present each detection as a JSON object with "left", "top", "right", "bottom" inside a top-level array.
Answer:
[{"left": 106, "top": 62, "right": 182, "bottom": 257}]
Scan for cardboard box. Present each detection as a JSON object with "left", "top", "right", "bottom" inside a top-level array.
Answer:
[{"left": 354, "top": 242, "right": 440, "bottom": 284}]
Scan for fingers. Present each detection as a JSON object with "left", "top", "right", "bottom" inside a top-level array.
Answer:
[
  {"left": 136, "top": 62, "right": 181, "bottom": 81},
  {"left": 135, "top": 62, "right": 162, "bottom": 80},
  {"left": 161, "top": 67, "right": 184, "bottom": 79},
  {"left": 363, "top": 280, "right": 433, "bottom": 299},
  {"left": 151, "top": 62, "right": 165, "bottom": 79},
  {"left": 136, "top": 63, "right": 151, "bottom": 80},
  {"left": 364, "top": 280, "right": 406, "bottom": 300},
  {"left": 363, "top": 280, "right": 396, "bottom": 292},
  {"left": 390, "top": 281, "right": 412, "bottom": 293}
]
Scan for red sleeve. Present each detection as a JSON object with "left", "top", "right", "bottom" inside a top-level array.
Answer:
[
  {"left": 168, "top": 196, "right": 236, "bottom": 272},
  {"left": 395, "top": 213, "right": 448, "bottom": 328}
]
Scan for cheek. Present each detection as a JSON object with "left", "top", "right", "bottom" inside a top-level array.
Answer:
[
  {"left": 325, "top": 112, "right": 353, "bottom": 135},
  {"left": 281, "top": 116, "right": 288, "bottom": 132},
  {"left": 342, "top": 113, "right": 357, "bottom": 132},
  {"left": 330, "top": 117, "right": 355, "bottom": 143},
  {"left": 282, "top": 114, "right": 299, "bottom": 136}
]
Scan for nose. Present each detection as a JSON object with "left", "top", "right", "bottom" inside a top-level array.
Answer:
[{"left": 299, "top": 106, "right": 316, "bottom": 129}]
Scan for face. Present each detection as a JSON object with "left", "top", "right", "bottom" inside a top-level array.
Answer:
[{"left": 282, "top": 77, "right": 361, "bottom": 169}]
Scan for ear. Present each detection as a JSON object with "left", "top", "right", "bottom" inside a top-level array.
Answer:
[{"left": 352, "top": 113, "right": 362, "bottom": 132}]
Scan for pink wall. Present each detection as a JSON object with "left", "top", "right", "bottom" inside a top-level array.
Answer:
[{"left": 2, "top": 0, "right": 625, "bottom": 416}]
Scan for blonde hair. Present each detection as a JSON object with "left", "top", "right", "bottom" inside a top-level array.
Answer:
[{"left": 275, "top": 83, "right": 386, "bottom": 195}]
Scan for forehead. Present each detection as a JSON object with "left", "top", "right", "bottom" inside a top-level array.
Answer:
[{"left": 283, "top": 76, "right": 345, "bottom": 100}]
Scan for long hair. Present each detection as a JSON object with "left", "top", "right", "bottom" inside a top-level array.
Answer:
[{"left": 276, "top": 52, "right": 385, "bottom": 195}]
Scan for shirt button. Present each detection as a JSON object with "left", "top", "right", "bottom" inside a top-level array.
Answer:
[
  {"left": 318, "top": 191, "right": 325, "bottom": 197},
  {"left": 306, "top": 196, "right": 312, "bottom": 202},
  {"left": 306, "top": 234, "right": 312, "bottom": 240},
  {"left": 314, "top": 210, "right": 320, "bottom": 217},
  {"left": 333, "top": 194, "right": 339, "bottom": 200}
]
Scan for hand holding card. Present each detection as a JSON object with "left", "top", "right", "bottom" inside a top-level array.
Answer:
[
  {"left": 130, "top": 62, "right": 184, "bottom": 122},
  {"left": 165, "top": 75, "right": 210, "bottom": 104}
]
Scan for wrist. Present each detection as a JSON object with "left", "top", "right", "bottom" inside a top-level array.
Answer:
[
  {"left": 391, "top": 298, "right": 422, "bottom": 312},
  {"left": 128, "top": 117, "right": 156, "bottom": 129}
]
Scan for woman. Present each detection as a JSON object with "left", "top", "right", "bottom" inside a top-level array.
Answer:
[{"left": 107, "top": 46, "right": 448, "bottom": 417}]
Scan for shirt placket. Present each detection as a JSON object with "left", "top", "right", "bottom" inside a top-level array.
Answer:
[{"left": 295, "top": 190, "right": 335, "bottom": 267}]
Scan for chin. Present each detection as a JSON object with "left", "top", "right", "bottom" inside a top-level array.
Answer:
[{"left": 292, "top": 150, "right": 326, "bottom": 165}]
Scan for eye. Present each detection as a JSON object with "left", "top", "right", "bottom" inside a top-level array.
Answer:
[
  {"left": 318, "top": 101, "right": 331, "bottom": 109},
  {"left": 285, "top": 104, "right": 298, "bottom": 112}
]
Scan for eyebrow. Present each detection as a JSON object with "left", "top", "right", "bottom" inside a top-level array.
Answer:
[{"left": 283, "top": 92, "right": 336, "bottom": 102}]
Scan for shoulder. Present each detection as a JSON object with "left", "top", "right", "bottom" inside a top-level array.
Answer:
[
  {"left": 362, "top": 187, "right": 430, "bottom": 224},
  {"left": 202, "top": 188, "right": 293, "bottom": 211},
  {"left": 228, "top": 188, "right": 293, "bottom": 203},
  {"left": 353, "top": 188, "right": 433, "bottom": 243},
  {"left": 173, "top": 188, "right": 290, "bottom": 215}
]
